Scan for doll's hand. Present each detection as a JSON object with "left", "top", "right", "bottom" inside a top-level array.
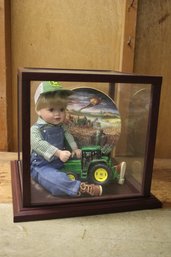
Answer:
[
  {"left": 55, "top": 150, "right": 71, "bottom": 162},
  {"left": 72, "top": 149, "right": 82, "bottom": 159}
]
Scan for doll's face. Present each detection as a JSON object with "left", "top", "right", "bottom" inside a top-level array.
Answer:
[{"left": 37, "top": 106, "right": 66, "bottom": 125}]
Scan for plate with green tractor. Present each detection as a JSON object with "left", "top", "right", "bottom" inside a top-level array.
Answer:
[{"left": 63, "top": 87, "right": 126, "bottom": 186}]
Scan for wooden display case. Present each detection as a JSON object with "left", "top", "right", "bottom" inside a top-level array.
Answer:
[{"left": 11, "top": 68, "right": 162, "bottom": 222}]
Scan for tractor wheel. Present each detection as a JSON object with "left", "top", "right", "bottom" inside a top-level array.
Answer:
[
  {"left": 89, "top": 163, "right": 112, "bottom": 185},
  {"left": 66, "top": 172, "right": 78, "bottom": 181}
]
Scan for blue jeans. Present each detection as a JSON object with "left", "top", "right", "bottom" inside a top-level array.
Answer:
[{"left": 31, "top": 163, "right": 81, "bottom": 197}]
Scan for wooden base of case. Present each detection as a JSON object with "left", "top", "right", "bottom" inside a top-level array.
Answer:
[{"left": 11, "top": 160, "right": 162, "bottom": 222}]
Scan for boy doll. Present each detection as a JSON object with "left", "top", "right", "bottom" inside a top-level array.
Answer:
[{"left": 31, "top": 81, "right": 102, "bottom": 197}]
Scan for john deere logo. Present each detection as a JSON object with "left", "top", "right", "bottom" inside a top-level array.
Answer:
[{"left": 50, "top": 81, "right": 62, "bottom": 88}]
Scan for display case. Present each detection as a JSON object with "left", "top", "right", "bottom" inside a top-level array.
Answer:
[{"left": 11, "top": 68, "right": 162, "bottom": 222}]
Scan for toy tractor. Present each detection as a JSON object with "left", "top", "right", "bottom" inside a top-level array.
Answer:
[{"left": 62, "top": 145, "right": 126, "bottom": 186}]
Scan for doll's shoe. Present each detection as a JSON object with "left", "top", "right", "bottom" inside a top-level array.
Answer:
[{"left": 80, "top": 182, "right": 102, "bottom": 196}]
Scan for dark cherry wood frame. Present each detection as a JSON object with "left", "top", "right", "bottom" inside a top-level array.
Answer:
[{"left": 11, "top": 68, "right": 162, "bottom": 222}]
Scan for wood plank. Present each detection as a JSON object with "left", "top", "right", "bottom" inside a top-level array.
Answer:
[
  {"left": 0, "top": 0, "right": 8, "bottom": 150},
  {"left": 120, "top": 0, "right": 138, "bottom": 72},
  {"left": 134, "top": 0, "right": 171, "bottom": 157}
]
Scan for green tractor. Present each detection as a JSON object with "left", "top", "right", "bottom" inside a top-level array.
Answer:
[{"left": 62, "top": 145, "right": 126, "bottom": 186}]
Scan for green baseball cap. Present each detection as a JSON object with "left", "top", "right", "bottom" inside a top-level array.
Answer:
[{"left": 34, "top": 81, "right": 72, "bottom": 104}]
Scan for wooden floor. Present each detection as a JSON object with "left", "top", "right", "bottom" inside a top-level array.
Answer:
[
  {"left": 0, "top": 152, "right": 17, "bottom": 203},
  {"left": 0, "top": 152, "right": 171, "bottom": 207},
  {"left": 152, "top": 160, "right": 171, "bottom": 208}
]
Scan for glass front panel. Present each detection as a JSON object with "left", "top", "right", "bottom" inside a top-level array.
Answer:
[{"left": 29, "top": 80, "right": 152, "bottom": 205}]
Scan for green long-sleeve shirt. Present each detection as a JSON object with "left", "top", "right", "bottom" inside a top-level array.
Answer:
[{"left": 31, "top": 117, "right": 77, "bottom": 161}]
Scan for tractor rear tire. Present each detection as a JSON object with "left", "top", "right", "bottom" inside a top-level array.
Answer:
[{"left": 89, "top": 163, "right": 112, "bottom": 185}]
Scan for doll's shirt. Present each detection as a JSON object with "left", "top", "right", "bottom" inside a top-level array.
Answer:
[{"left": 31, "top": 117, "right": 77, "bottom": 162}]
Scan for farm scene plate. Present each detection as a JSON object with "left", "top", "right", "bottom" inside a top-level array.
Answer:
[{"left": 66, "top": 88, "right": 121, "bottom": 154}]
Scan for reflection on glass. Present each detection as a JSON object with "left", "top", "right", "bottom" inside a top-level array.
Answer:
[
  {"left": 115, "top": 84, "right": 151, "bottom": 193},
  {"left": 18, "top": 82, "right": 23, "bottom": 193}
]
